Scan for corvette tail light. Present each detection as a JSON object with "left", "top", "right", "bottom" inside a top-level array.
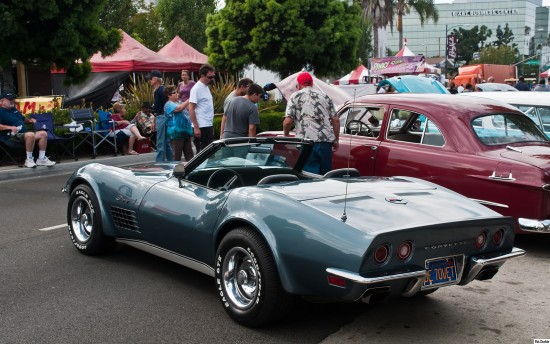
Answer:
[
  {"left": 374, "top": 244, "right": 390, "bottom": 265},
  {"left": 492, "top": 227, "right": 505, "bottom": 246},
  {"left": 328, "top": 275, "right": 346, "bottom": 288},
  {"left": 397, "top": 241, "right": 413, "bottom": 261},
  {"left": 474, "top": 231, "right": 487, "bottom": 250}
]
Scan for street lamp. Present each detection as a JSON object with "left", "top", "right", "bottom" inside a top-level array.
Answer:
[{"left": 444, "top": 24, "right": 470, "bottom": 79}]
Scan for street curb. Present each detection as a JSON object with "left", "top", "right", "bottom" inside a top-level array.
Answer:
[{"left": 0, "top": 153, "right": 156, "bottom": 182}]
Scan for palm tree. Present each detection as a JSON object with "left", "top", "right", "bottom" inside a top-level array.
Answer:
[
  {"left": 361, "top": 0, "right": 394, "bottom": 57},
  {"left": 395, "top": 0, "right": 439, "bottom": 50}
]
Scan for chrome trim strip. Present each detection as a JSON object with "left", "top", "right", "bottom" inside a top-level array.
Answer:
[
  {"left": 326, "top": 268, "right": 426, "bottom": 284},
  {"left": 518, "top": 218, "right": 550, "bottom": 233},
  {"left": 461, "top": 247, "right": 526, "bottom": 285},
  {"left": 470, "top": 198, "right": 509, "bottom": 208},
  {"left": 116, "top": 238, "right": 215, "bottom": 277}
]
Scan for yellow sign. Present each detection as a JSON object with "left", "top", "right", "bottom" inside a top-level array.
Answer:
[{"left": 15, "top": 96, "right": 63, "bottom": 115}]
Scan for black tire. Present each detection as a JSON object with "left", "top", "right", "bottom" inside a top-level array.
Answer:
[
  {"left": 67, "top": 184, "right": 115, "bottom": 255},
  {"left": 216, "top": 227, "right": 293, "bottom": 327}
]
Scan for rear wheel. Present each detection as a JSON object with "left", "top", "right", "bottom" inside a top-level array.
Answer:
[
  {"left": 67, "top": 184, "right": 115, "bottom": 255},
  {"left": 216, "top": 226, "right": 293, "bottom": 327}
]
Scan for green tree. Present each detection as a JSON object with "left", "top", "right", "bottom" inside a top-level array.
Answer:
[
  {"left": 206, "top": 0, "right": 362, "bottom": 77},
  {"left": 493, "top": 24, "right": 515, "bottom": 47},
  {"left": 127, "top": 4, "right": 166, "bottom": 51},
  {"left": 395, "top": 0, "right": 439, "bottom": 50},
  {"left": 156, "top": 0, "right": 217, "bottom": 53},
  {"left": 0, "top": 0, "right": 122, "bottom": 86},
  {"left": 453, "top": 25, "right": 492, "bottom": 66},
  {"left": 360, "top": 0, "right": 393, "bottom": 57},
  {"left": 476, "top": 45, "right": 518, "bottom": 65},
  {"left": 357, "top": 19, "right": 374, "bottom": 65},
  {"left": 99, "top": 0, "right": 145, "bottom": 32}
]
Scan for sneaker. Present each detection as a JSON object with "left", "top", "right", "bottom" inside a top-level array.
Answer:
[
  {"left": 36, "top": 157, "right": 56, "bottom": 167},
  {"left": 24, "top": 158, "right": 36, "bottom": 168}
]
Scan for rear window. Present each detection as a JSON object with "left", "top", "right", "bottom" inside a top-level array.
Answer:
[{"left": 472, "top": 113, "right": 548, "bottom": 145}]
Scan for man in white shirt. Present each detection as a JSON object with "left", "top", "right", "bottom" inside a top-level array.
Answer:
[{"left": 189, "top": 64, "right": 215, "bottom": 152}]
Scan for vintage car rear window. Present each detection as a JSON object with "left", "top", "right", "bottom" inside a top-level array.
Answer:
[{"left": 472, "top": 113, "right": 548, "bottom": 145}]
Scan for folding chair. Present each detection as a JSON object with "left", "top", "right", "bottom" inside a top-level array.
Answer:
[
  {"left": 0, "top": 130, "right": 25, "bottom": 166},
  {"left": 29, "top": 113, "right": 77, "bottom": 161},
  {"left": 69, "top": 108, "right": 96, "bottom": 157},
  {"left": 96, "top": 110, "right": 128, "bottom": 156}
]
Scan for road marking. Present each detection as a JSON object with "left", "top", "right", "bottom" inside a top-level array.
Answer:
[{"left": 38, "top": 224, "right": 66, "bottom": 231}]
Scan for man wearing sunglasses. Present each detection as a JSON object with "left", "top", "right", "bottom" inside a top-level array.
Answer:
[{"left": 189, "top": 64, "right": 216, "bottom": 152}]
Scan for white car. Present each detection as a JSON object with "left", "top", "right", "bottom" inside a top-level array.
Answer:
[{"left": 460, "top": 91, "right": 550, "bottom": 137}]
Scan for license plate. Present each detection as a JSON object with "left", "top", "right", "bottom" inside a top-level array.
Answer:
[{"left": 423, "top": 256, "right": 460, "bottom": 288}]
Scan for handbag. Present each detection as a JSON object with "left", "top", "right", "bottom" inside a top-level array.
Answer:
[{"left": 167, "top": 109, "right": 193, "bottom": 140}]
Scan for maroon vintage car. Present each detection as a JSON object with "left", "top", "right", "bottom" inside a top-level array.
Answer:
[
  {"left": 261, "top": 93, "right": 550, "bottom": 234},
  {"left": 330, "top": 93, "right": 550, "bottom": 234}
]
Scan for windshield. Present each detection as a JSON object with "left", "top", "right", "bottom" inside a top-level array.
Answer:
[
  {"left": 195, "top": 142, "right": 304, "bottom": 171},
  {"left": 472, "top": 113, "right": 548, "bottom": 145}
]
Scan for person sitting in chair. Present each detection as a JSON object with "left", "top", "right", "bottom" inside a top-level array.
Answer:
[
  {"left": 110, "top": 102, "right": 147, "bottom": 155},
  {"left": 0, "top": 92, "right": 55, "bottom": 168}
]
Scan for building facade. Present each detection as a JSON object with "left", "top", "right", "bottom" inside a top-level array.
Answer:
[{"left": 385, "top": 0, "right": 548, "bottom": 59}]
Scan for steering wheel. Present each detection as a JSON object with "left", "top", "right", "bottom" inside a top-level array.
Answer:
[
  {"left": 206, "top": 168, "right": 245, "bottom": 191},
  {"left": 347, "top": 120, "right": 373, "bottom": 137}
]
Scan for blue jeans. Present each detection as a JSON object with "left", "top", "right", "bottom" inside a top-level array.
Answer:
[
  {"left": 304, "top": 142, "right": 333, "bottom": 175},
  {"left": 155, "top": 114, "right": 173, "bottom": 162}
]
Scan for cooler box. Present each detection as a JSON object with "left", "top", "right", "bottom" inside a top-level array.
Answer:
[{"left": 134, "top": 138, "right": 152, "bottom": 153}]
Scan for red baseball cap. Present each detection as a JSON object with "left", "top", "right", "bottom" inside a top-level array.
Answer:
[{"left": 296, "top": 72, "right": 313, "bottom": 86}]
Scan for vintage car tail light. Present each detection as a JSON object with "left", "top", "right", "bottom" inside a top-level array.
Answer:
[
  {"left": 492, "top": 227, "right": 505, "bottom": 246},
  {"left": 374, "top": 244, "right": 390, "bottom": 265},
  {"left": 397, "top": 241, "right": 413, "bottom": 261},
  {"left": 327, "top": 275, "right": 346, "bottom": 288},
  {"left": 474, "top": 231, "right": 488, "bottom": 249}
]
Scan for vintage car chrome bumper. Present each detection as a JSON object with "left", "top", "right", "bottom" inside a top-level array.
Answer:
[
  {"left": 326, "top": 247, "right": 526, "bottom": 302},
  {"left": 518, "top": 218, "right": 550, "bottom": 233}
]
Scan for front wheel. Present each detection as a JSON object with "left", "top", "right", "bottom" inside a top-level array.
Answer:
[
  {"left": 216, "top": 227, "right": 293, "bottom": 327},
  {"left": 67, "top": 184, "right": 115, "bottom": 255}
]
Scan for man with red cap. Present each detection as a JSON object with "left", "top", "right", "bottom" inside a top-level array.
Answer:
[{"left": 283, "top": 71, "right": 339, "bottom": 175}]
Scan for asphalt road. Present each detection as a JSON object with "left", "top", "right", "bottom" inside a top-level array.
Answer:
[{"left": 1, "top": 172, "right": 549, "bottom": 343}]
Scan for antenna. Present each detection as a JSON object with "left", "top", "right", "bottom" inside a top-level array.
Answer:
[{"left": 341, "top": 88, "right": 357, "bottom": 223}]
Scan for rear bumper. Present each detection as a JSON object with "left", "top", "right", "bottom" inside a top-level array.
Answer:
[
  {"left": 326, "top": 247, "right": 526, "bottom": 302},
  {"left": 518, "top": 218, "right": 550, "bottom": 233}
]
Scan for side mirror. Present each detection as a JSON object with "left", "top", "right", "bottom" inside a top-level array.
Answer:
[{"left": 173, "top": 164, "right": 186, "bottom": 180}]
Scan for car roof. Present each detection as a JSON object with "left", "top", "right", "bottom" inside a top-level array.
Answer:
[
  {"left": 341, "top": 93, "right": 522, "bottom": 119},
  {"left": 475, "top": 83, "right": 518, "bottom": 92},
  {"left": 459, "top": 91, "right": 550, "bottom": 107}
]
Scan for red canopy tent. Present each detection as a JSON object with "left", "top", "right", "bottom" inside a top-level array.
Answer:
[
  {"left": 157, "top": 35, "right": 208, "bottom": 72},
  {"left": 87, "top": 31, "right": 183, "bottom": 72},
  {"left": 333, "top": 65, "right": 369, "bottom": 85},
  {"left": 51, "top": 31, "right": 187, "bottom": 107}
]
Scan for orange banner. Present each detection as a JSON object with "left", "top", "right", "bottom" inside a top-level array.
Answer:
[{"left": 15, "top": 96, "right": 63, "bottom": 115}]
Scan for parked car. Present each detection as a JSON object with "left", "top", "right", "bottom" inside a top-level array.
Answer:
[
  {"left": 460, "top": 91, "right": 550, "bottom": 138},
  {"left": 472, "top": 83, "right": 518, "bottom": 92},
  {"left": 325, "top": 94, "right": 549, "bottom": 234},
  {"left": 378, "top": 75, "right": 449, "bottom": 94},
  {"left": 63, "top": 137, "right": 524, "bottom": 327}
]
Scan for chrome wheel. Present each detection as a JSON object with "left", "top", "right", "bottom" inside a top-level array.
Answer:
[
  {"left": 222, "top": 247, "right": 258, "bottom": 309},
  {"left": 70, "top": 195, "right": 94, "bottom": 243}
]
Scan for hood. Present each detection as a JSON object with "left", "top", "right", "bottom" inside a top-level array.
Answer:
[
  {"left": 266, "top": 177, "right": 499, "bottom": 233},
  {"left": 499, "top": 145, "right": 550, "bottom": 170}
]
